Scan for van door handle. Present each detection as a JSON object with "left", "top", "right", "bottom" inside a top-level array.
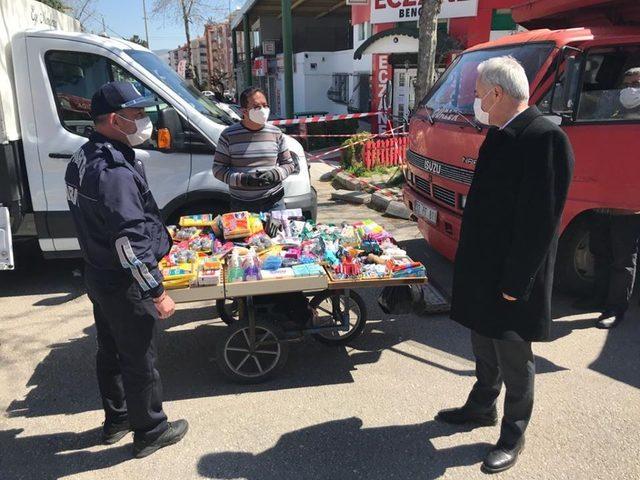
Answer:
[{"left": 49, "top": 153, "right": 73, "bottom": 159}]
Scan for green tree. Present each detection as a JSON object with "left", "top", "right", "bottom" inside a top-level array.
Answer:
[
  {"left": 414, "top": 0, "right": 442, "bottom": 109},
  {"left": 37, "top": 0, "right": 67, "bottom": 11}
]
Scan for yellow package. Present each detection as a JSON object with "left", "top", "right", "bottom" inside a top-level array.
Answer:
[
  {"left": 248, "top": 214, "right": 264, "bottom": 234},
  {"left": 179, "top": 214, "right": 216, "bottom": 227}
]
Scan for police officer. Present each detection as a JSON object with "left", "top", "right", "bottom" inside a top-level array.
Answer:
[{"left": 64, "top": 81, "right": 188, "bottom": 458}]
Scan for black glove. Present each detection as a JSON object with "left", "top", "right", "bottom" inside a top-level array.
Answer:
[
  {"left": 242, "top": 172, "right": 266, "bottom": 187},
  {"left": 257, "top": 169, "right": 279, "bottom": 186}
]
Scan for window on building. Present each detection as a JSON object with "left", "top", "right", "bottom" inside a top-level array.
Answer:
[{"left": 357, "top": 23, "right": 364, "bottom": 42}]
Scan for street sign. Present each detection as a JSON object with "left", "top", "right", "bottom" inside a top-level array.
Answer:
[
  {"left": 262, "top": 40, "right": 276, "bottom": 56},
  {"left": 371, "top": 0, "right": 478, "bottom": 24}
]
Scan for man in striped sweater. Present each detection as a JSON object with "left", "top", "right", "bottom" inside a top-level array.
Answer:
[{"left": 213, "top": 87, "right": 297, "bottom": 213}]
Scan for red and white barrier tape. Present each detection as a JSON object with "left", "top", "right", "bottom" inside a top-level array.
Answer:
[
  {"left": 289, "top": 132, "right": 408, "bottom": 138},
  {"left": 305, "top": 124, "right": 407, "bottom": 162},
  {"left": 271, "top": 111, "right": 380, "bottom": 126}
]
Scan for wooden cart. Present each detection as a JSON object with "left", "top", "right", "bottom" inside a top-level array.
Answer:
[{"left": 170, "top": 271, "right": 427, "bottom": 384}]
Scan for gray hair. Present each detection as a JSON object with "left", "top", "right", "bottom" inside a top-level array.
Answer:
[
  {"left": 477, "top": 56, "right": 530, "bottom": 101},
  {"left": 624, "top": 67, "right": 640, "bottom": 77}
]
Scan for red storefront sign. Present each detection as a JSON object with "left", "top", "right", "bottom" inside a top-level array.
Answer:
[{"left": 371, "top": 53, "right": 392, "bottom": 133}]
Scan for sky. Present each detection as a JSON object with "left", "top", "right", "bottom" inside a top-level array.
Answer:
[{"left": 80, "top": 0, "right": 243, "bottom": 52}]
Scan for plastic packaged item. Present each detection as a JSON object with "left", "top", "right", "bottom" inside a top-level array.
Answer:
[
  {"left": 175, "top": 227, "right": 202, "bottom": 241},
  {"left": 292, "top": 263, "right": 324, "bottom": 277},
  {"left": 262, "top": 255, "right": 283, "bottom": 271},
  {"left": 260, "top": 268, "right": 295, "bottom": 280},
  {"left": 248, "top": 214, "right": 264, "bottom": 235},
  {"left": 243, "top": 248, "right": 262, "bottom": 281},
  {"left": 167, "top": 225, "right": 178, "bottom": 240},
  {"left": 226, "top": 251, "right": 245, "bottom": 283},
  {"left": 189, "top": 235, "right": 213, "bottom": 252},
  {"left": 179, "top": 214, "right": 215, "bottom": 227},
  {"left": 222, "top": 211, "right": 251, "bottom": 239}
]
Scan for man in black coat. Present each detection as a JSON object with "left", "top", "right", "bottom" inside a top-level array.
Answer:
[{"left": 436, "top": 56, "right": 574, "bottom": 474}]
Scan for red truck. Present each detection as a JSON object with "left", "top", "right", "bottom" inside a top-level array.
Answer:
[{"left": 404, "top": 0, "right": 640, "bottom": 294}]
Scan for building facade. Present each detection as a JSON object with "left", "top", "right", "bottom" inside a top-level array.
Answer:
[{"left": 205, "top": 21, "right": 235, "bottom": 94}]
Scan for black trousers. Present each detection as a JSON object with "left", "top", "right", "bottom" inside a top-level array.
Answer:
[
  {"left": 466, "top": 331, "right": 535, "bottom": 446},
  {"left": 85, "top": 266, "right": 168, "bottom": 442},
  {"left": 589, "top": 213, "right": 640, "bottom": 313}
]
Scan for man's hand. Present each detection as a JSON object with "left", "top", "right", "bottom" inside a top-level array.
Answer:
[
  {"left": 244, "top": 172, "right": 267, "bottom": 187},
  {"left": 153, "top": 292, "right": 176, "bottom": 319},
  {"left": 257, "top": 169, "right": 279, "bottom": 186},
  {"left": 502, "top": 293, "right": 517, "bottom": 302}
]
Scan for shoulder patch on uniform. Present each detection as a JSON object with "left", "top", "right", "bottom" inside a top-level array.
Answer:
[{"left": 101, "top": 143, "right": 126, "bottom": 166}]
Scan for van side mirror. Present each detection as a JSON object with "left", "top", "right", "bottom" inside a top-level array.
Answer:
[
  {"left": 545, "top": 46, "right": 583, "bottom": 121},
  {"left": 157, "top": 107, "right": 185, "bottom": 151}
]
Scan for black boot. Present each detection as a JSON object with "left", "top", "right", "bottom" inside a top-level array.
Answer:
[
  {"left": 102, "top": 419, "right": 131, "bottom": 445},
  {"left": 482, "top": 437, "right": 525, "bottom": 474},
  {"left": 133, "top": 419, "right": 189, "bottom": 459},
  {"left": 435, "top": 405, "right": 498, "bottom": 426},
  {"left": 595, "top": 310, "right": 625, "bottom": 329}
]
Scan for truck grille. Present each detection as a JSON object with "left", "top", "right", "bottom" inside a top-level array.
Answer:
[
  {"left": 407, "top": 150, "right": 474, "bottom": 186},
  {"left": 432, "top": 184, "right": 457, "bottom": 208},
  {"left": 414, "top": 177, "right": 431, "bottom": 196}
]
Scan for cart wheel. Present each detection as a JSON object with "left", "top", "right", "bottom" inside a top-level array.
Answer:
[
  {"left": 216, "top": 319, "right": 289, "bottom": 384},
  {"left": 310, "top": 290, "right": 367, "bottom": 346},
  {"left": 216, "top": 298, "right": 240, "bottom": 325}
]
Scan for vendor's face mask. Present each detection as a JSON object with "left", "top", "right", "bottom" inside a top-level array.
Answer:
[
  {"left": 473, "top": 89, "right": 497, "bottom": 125},
  {"left": 248, "top": 107, "right": 270, "bottom": 126},
  {"left": 620, "top": 87, "right": 640, "bottom": 110},
  {"left": 116, "top": 114, "right": 153, "bottom": 146}
]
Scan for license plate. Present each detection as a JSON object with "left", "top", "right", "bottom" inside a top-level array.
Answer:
[{"left": 414, "top": 201, "right": 438, "bottom": 225}]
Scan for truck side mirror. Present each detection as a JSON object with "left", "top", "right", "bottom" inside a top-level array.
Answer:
[
  {"left": 157, "top": 107, "right": 185, "bottom": 151},
  {"left": 547, "top": 46, "right": 583, "bottom": 121}
]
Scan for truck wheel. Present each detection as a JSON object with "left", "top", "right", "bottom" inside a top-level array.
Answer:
[{"left": 555, "top": 215, "right": 595, "bottom": 295}]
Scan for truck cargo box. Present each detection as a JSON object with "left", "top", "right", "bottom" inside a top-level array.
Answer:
[
  {"left": 513, "top": 0, "right": 640, "bottom": 29},
  {"left": 0, "top": 0, "right": 80, "bottom": 143}
]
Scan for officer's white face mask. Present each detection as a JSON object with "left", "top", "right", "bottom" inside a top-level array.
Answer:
[
  {"left": 248, "top": 107, "right": 270, "bottom": 126},
  {"left": 116, "top": 114, "right": 153, "bottom": 146},
  {"left": 620, "top": 87, "right": 640, "bottom": 110}
]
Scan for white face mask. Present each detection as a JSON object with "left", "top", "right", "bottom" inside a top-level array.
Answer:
[
  {"left": 116, "top": 114, "right": 153, "bottom": 146},
  {"left": 248, "top": 107, "right": 270, "bottom": 125},
  {"left": 620, "top": 87, "right": 640, "bottom": 110},
  {"left": 473, "top": 90, "right": 496, "bottom": 125}
]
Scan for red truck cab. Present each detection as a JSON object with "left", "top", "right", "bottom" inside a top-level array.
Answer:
[{"left": 404, "top": 0, "right": 640, "bottom": 294}]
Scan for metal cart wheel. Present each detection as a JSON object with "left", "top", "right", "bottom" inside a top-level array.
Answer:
[
  {"left": 216, "top": 298, "right": 240, "bottom": 325},
  {"left": 310, "top": 290, "right": 367, "bottom": 346},
  {"left": 216, "top": 319, "right": 289, "bottom": 384}
]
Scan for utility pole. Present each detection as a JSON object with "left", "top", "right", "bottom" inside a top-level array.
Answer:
[
  {"left": 101, "top": 15, "right": 106, "bottom": 35},
  {"left": 142, "top": 0, "right": 150, "bottom": 48}
]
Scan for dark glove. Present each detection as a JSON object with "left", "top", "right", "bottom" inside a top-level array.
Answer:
[
  {"left": 242, "top": 172, "right": 266, "bottom": 187},
  {"left": 257, "top": 169, "right": 279, "bottom": 186}
]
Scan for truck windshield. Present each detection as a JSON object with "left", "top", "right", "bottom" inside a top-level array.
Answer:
[
  {"left": 423, "top": 43, "right": 554, "bottom": 120},
  {"left": 125, "top": 50, "right": 234, "bottom": 126}
]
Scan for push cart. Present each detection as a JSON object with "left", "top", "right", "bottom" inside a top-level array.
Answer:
[{"left": 170, "top": 272, "right": 427, "bottom": 384}]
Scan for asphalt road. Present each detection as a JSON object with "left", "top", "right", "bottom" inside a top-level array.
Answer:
[{"left": 0, "top": 161, "right": 639, "bottom": 479}]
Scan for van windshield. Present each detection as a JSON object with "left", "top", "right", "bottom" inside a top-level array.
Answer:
[
  {"left": 125, "top": 50, "right": 234, "bottom": 126},
  {"left": 423, "top": 43, "right": 554, "bottom": 120}
]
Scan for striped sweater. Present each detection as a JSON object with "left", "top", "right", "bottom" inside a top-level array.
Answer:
[{"left": 212, "top": 122, "right": 296, "bottom": 201}]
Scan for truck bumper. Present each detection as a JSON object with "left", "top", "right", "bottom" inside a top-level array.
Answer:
[
  {"left": 403, "top": 185, "right": 461, "bottom": 262},
  {"left": 284, "top": 186, "right": 318, "bottom": 220}
]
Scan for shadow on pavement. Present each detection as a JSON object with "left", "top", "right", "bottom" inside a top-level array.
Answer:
[
  {"left": 0, "top": 427, "right": 131, "bottom": 480},
  {"left": 197, "top": 417, "right": 492, "bottom": 480}
]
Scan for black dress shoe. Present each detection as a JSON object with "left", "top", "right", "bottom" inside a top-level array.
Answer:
[
  {"left": 133, "top": 419, "right": 189, "bottom": 459},
  {"left": 435, "top": 405, "right": 498, "bottom": 426},
  {"left": 595, "top": 310, "right": 625, "bottom": 329},
  {"left": 102, "top": 419, "right": 131, "bottom": 445},
  {"left": 482, "top": 438, "right": 525, "bottom": 474}
]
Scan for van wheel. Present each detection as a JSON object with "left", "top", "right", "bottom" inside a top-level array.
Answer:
[{"left": 555, "top": 215, "right": 595, "bottom": 295}]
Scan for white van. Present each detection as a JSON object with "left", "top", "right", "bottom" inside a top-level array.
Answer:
[{"left": 0, "top": 0, "right": 316, "bottom": 269}]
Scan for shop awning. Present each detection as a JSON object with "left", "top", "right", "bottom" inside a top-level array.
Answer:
[{"left": 353, "top": 27, "right": 419, "bottom": 60}]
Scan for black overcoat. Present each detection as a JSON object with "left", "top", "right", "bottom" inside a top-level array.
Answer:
[{"left": 450, "top": 107, "right": 574, "bottom": 342}]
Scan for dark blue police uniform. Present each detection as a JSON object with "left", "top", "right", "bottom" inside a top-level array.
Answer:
[{"left": 64, "top": 83, "right": 171, "bottom": 443}]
